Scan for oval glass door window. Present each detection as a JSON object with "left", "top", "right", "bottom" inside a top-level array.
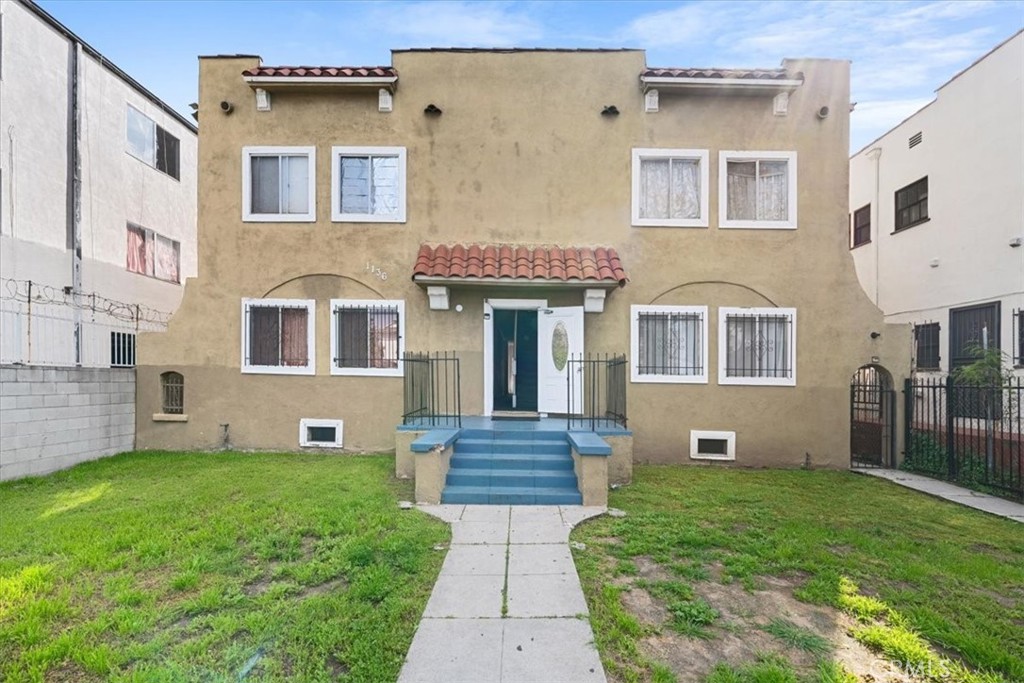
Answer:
[{"left": 551, "top": 321, "right": 569, "bottom": 371}]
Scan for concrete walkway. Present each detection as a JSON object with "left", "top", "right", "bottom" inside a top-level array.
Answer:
[
  {"left": 399, "top": 505, "right": 607, "bottom": 683},
  {"left": 855, "top": 468, "right": 1024, "bottom": 523}
]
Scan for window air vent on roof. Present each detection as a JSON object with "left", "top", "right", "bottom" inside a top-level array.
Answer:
[{"left": 909, "top": 132, "right": 923, "bottom": 148}]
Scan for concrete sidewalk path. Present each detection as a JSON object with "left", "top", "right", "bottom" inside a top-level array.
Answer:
[
  {"left": 855, "top": 468, "right": 1024, "bottom": 523},
  {"left": 398, "top": 505, "right": 607, "bottom": 683}
]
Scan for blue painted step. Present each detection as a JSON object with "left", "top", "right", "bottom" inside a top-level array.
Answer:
[
  {"left": 441, "top": 429, "right": 582, "bottom": 505},
  {"left": 441, "top": 485, "right": 583, "bottom": 506}
]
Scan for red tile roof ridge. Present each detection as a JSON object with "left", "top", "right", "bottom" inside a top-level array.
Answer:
[
  {"left": 413, "top": 243, "right": 627, "bottom": 284},
  {"left": 242, "top": 66, "right": 397, "bottom": 78}
]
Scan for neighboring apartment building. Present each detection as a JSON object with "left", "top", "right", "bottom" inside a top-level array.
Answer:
[
  {"left": 850, "top": 30, "right": 1024, "bottom": 377},
  {"left": 0, "top": 0, "right": 197, "bottom": 480},
  {"left": 137, "top": 48, "right": 907, "bottom": 495},
  {"left": 0, "top": 0, "right": 198, "bottom": 366}
]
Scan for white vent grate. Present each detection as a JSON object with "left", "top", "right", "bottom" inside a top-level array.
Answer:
[{"left": 908, "top": 132, "right": 923, "bottom": 148}]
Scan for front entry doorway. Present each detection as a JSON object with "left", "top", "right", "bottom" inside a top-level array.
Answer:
[
  {"left": 493, "top": 309, "right": 539, "bottom": 412},
  {"left": 483, "top": 299, "right": 584, "bottom": 417}
]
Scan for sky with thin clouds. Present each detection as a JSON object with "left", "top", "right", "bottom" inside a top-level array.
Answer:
[{"left": 39, "top": 0, "right": 1024, "bottom": 152}]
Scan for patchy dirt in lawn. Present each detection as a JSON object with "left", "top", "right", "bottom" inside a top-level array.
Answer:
[{"left": 615, "top": 557, "right": 918, "bottom": 683}]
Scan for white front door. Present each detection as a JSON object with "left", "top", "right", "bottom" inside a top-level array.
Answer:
[{"left": 537, "top": 306, "right": 585, "bottom": 414}]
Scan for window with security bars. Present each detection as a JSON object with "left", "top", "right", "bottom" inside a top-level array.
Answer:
[
  {"left": 895, "top": 176, "right": 928, "bottom": 231},
  {"left": 110, "top": 332, "right": 136, "bottom": 367},
  {"left": 719, "top": 308, "right": 796, "bottom": 386},
  {"left": 852, "top": 204, "right": 870, "bottom": 247},
  {"left": 332, "top": 147, "right": 407, "bottom": 222},
  {"left": 241, "top": 299, "right": 315, "bottom": 374},
  {"left": 914, "top": 322, "right": 940, "bottom": 370},
  {"left": 331, "top": 299, "right": 405, "bottom": 376},
  {"left": 160, "top": 371, "right": 184, "bottom": 414},
  {"left": 630, "top": 305, "right": 707, "bottom": 383}
]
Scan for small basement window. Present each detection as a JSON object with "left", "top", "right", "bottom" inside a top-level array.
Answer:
[
  {"left": 161, "top": 371, "right": 184, "bottom": 414},
  {"left": 299, "top": 418, "right": 344, "bottom": 449},
  {"left": 690, "top": 430, "right": 736, "bottom": 461}
]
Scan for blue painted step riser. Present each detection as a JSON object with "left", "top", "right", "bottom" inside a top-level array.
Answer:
[
  {"left": 447, "top": 472, "right": 579, "bottom": 488},
  {"left": 458, "top": 429, "right": 570, "bottom": 441},
  {"left": 450, "top": 456, "right": 574, "bottom": 471},
  {"left": 455, "top": 441, "right": 570, "bottom": 456},
  {"left": 441, "top": 490, "right": 583, "bottom": 505}
]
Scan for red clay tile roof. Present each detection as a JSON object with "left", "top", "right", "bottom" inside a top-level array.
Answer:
[
  {"left": 413, "top": 244, "right": 627, "bottom": 285},
  {"left": 642, "top": 67, "right": 791, "bottom": 80},
  {"left": 242, "top": 66, "right": 397, "bottom": 78}
]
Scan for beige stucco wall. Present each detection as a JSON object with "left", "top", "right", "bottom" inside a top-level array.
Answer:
[{"left": 137, "top": 51, "right": 910, "bottom": 467}]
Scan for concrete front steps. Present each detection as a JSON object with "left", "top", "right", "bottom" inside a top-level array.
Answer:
[{"left": 441, "top": 428, "right": 583, "bottom": 505}]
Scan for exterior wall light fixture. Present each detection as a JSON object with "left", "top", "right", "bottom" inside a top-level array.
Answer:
[
  {"left": 601, "top": 105, "right": 620, "bottom": 116},
  {"left": 424, "top": 104, "right": 443, "bottom": 116}
]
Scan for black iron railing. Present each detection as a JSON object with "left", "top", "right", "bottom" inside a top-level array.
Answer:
[
  {"left": 402, "top": 352, "right": 461, "bottom": 428},
  {"left": 903, "top": 376, "right": 1023, "bottom": 500},
  {"left": 567, "top": 354, "right": 628, "bottom": 431}
]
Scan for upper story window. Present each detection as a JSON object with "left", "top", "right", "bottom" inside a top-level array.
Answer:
[
  {"left": 126, "top": 105, "right": 180, "bottom": 180},
  {"left": 719, "top": 151, "right": 797, "bottom": 230},
  {"left": 330, "top": 300, "right": 405, "bottom": 376},
  {"left": 895, "top": 177, "right": 928, "bottom": 231},
  {"left": 719, "top": 307, "right": 797, "bottom": 386},
  {"left": 332, "top": 147, "right": 407, "bottom": 223},
  {"left": 852, "top": 204, "right": 871, "bottom": 248},
  {"left": 631, "top": 149, "right": 710, "bottom": 228},
  {"left": 241, "top": 298, "right": 316, "bottom": 375},
  {"left": 242, "top": 146, "right": 316, "bottom": 222},
  {"left": 630, "top": 305, "right": 708, "bottom": 383},
  {"left": 914, "top": 322, "right": 940, "bottom": 370},
  {"left": 127, "top": 223, "right": 180, "bottom": 283}
]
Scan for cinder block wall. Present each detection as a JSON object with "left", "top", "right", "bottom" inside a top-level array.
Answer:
[{"left": 0, "top": 366, "right": 135, "bottom": 480}]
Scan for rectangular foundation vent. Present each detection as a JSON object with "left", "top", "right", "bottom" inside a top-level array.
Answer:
[
  {"left": 690, "top": 430, "right": 736, "bottom": 461},
  {"left": 299, "top": 418, "right": 344, "bottom": 448}
]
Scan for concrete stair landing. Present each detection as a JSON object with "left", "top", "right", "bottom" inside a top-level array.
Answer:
[{"left": 441, "top": 428, "right": 582, "bottom": 505}]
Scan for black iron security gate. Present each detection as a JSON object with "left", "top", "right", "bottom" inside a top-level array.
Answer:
[{"left": 851, "top": 365, "right": 896, "bottom": 468}]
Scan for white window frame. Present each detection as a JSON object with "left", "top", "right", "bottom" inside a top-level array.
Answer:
[
  {"left": 718, "top": 306, "right": 797, "bottom": 386},
  {"left": 630, "top": 305, "right": 709, "bottom": 384},
  {"left": 718, "top": 151, "right": 798, "bottom": 230},
  {"left": 330, "top": 299, "right": 405, "bottom": 377},
  {"left": 631, "top": 148, "right": 710, "bottom": 228},
  {"left": 690, "top": 430, "right": 736, "bottom": 461},
  {"left": 240, "top": 298, "right": 316, "bottom": 375},
  {"left": 241, "top": 146, "right": 316, "bottom": 222},
  {"left": 299, "top": 418, "right": 344, "bottom": 448},
  {"left": 331, "top": 146, "right": 407, "bottom": 223}
]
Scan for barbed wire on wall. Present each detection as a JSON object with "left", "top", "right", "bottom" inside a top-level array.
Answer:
[{"left": 1, "top": 277, "right": 174, "bottom": 325}]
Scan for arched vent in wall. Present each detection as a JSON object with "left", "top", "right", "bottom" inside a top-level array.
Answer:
[{"left": 908, "top": 132, "right": 923, "bottom": 148}]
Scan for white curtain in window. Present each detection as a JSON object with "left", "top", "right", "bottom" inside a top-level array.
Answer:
[
  {"left": 154, "top": 235, "right": 179, "bottom": 283},
  {"left": 640, "top": 158, "right": 700, "bottom": 219},
  {"left": 251, "top": 156, "right": 280, "bottom": 214},
  {"left": 282, "top": 156, "right": 309, "bottom": 214},
  {"left": 727, "top": 160, "right": 788, "bottom": 221},
  {"left": 726, "top": 314, "right": 790, "bottom": 378},
  {"left": 340, "top": 157, "right": 370, "bottom": 214},
  {"left": 638, "top": 313, "right": 702, "bottom": 375},
  {"left": 371, "top": 157, "right": 399, "bottom": 215}
]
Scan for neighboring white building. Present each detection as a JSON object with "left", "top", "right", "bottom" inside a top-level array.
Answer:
[
  {"left": 849, "top": 29, "right": 1024, "bottom": 376},
  {"left": 0, "top": 0, "right": 197, "bottom": 367}
]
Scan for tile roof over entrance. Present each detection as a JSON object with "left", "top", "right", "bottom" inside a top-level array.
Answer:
[
  {"left": 241, "top": 66, "right": 397, "bottom": 78},
  {"left": 413, "top": 244, "right": 628, "bottom": 285}
]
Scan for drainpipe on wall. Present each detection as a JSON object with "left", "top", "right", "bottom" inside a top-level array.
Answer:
[
  {"left": 866, "top": 147, "right": 883, "bottom": 309},
  {"left": 65, "top": 39, "right": 83, "bottom": 365}
]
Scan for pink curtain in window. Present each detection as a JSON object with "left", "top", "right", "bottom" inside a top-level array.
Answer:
[
  {"left": 126, "top": 227, "right": 147, "bottom": 274},
  {"left": 280, "top": 308, "right": 308, "bottom": 366},
  {"left": 154, "top": 236, "right": 180, "bottom": 283}
]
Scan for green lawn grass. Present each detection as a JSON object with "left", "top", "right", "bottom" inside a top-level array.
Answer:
[
  {"left": 571, "top": 467, "right": 1024, "bottom": 683},
  {"left": 0, "top": 451, "right": 448, "bottom": 682}
]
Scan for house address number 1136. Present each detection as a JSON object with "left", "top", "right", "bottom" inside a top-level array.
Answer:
[{"left": 365, "top": 262, "right": 388, "bottom": 281}]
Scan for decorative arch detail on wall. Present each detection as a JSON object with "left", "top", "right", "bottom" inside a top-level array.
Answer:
[
  {"left": 647, "top": 280, "right": 779, "bottom": 307},
  {"left": 261, "top": 273, "right": 386, "bottom": 299}
]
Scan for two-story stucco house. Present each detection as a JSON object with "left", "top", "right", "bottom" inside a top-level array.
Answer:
[
  {"left": 137, "top": 48, "right": 908, "bottom": 504},
  {"left": 849, "top": 30, "right": 1023, "bottom": 378}
]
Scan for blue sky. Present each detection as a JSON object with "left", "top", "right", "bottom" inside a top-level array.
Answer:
[{"left": 39, "top": 0, "right": 1023, "bottom": 152}]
